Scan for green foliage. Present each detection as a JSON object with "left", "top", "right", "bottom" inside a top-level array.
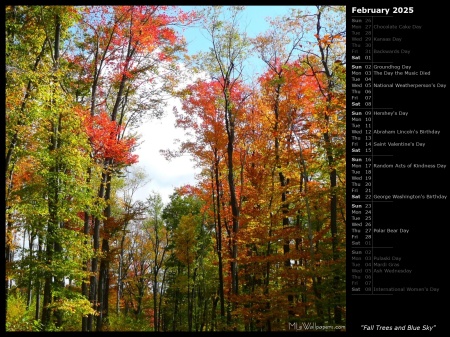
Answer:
[
  {"left": 106, "top": 312, "right": 153, "bottom": 331},
  {"left": 6, "top": 287, "right": 99, "bottom": 332},
  {"left": 6, "top": 5, "right": 346, "bottom": 331},
  {"left": 50, "top": 287, "right": 98, "bottom": 317},
  {"left": 6, "top": 291, "right": 39, "bottom": 332},
  {"left": 162, "top": 191, "right": 202, "bottom": 231},
  {"left": 51, "top": 228, "right": 94, "bottom": 279}
]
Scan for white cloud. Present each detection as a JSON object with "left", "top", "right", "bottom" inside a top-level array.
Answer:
[
  {"left": 132, "top": 96, "right": 200, "bottom": 205},
  {"left": 126, "top": 50, "right": 210, "bottom": 205}
]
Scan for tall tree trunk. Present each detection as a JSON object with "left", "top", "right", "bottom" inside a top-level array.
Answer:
[
  {"left": 157, "top": 268, "right": 168, "bottom": 332},
  {"left": 223, "top": 89, "right": 240, "bottom": 301},
  {"left": 187, "top": 250, "right": 192, "bottom": 331},
  {"left": 96, "top": 238, "right": 109, "bottom": 331},
  {"left": 81, "top": 193, "right": 91, "bottom": 330},
  {"left": 211, "top": 294, "right": 219, "bottom": 332},
  {"left": 42, "top": 16, "right": 62, "bottom": 329},
  {"left": 116, "top": 233, "right": 126, "bottom": 315},
  {"left": 324, "top": 112, "right": 341, "bottom": 324},
  {"left": 272, "top": 79, "right": 295, "bottom": 321},
  {"left": 96, "top": 167, "right": 112, "bottom": 331},
  {"left": 41, "top": 252, "right": 53, "bottom": 329},
  {"left": 42, "top": 120, "right": 60, "bottom": 329},
  {"left": 153, "top": 271, "right": 158, "bottom": 331},
  {"left": 312, "top": 7, "right": 342, "bottom": 324},
  {"left": 35, "top": 234, "right": 43, "bottom": 321},
  {"left": 212, "top": 156, "right": 225, "bottom": 319},
  {"left": 87, "top": 171, "right": 106, "bottom": 330}
]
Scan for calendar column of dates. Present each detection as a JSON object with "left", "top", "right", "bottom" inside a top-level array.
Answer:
[
  {"left": 348, "top": 4, "right": 446, "bottom": 332},
  {"left": 349, "top": 16, "right": 374, "bottom": 294}
]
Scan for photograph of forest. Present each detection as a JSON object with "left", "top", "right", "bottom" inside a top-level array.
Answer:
[{"left": 5, "top": 5, "right": 346, "bottom": 331}]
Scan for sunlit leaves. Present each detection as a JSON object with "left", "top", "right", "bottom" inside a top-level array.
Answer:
[
  {"left": 84, "top": 111, "right": 138, "bottom": 165},
  {"left": 6, "top": 5, "right": 345, "bottom": 331}
]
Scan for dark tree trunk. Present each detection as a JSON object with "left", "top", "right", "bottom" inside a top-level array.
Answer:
[{"left": 212, "top": 155, "right": 225, "bottom": 318}]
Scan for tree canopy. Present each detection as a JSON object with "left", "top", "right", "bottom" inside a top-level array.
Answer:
[{"left": 5, "top": 5, "right": 346, "bottom": 332}]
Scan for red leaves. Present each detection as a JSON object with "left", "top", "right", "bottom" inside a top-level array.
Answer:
[
  {"left": 84, "top": 111, "right": 138, "bottom": 165},
  {"left": 176, "top": 184, "right": 202, "bottom": 197}
]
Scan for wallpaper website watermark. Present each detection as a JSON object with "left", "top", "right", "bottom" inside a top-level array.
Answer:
[{"left": 288, "top": 322, "right": 346, "bottom": 331}]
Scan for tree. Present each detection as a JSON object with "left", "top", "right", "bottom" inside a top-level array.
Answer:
[
  {"left": 252, "top": 11, "right": 311, "bottom": 325},
  {"left": 109, "top": 166, "right": 149, "bottom": 316},
  {"left": 6, "top": 5, "right": 345, "bottom": 332},
  {"left": 160, "top": 190, "right": 217, "bottom": 331},
  {"left": 191, "top": 7, "right": 252, "bottom": 327},
  {"left": 71, "top": 6, "right": 195, "bottom": 330},
  {"left": 5, "top": 6, "right": 98, "bottom": 330},
  {"left": 299, "top": 5, "right": 346, "bottom": 325},
  {"left": 144, "top": 192, "right": 170, "bottom": 331},
  {"left": 205, "top": 6, "right": 244, "bottom": 302},
  {"left": 168, "top": 79, "right": 228, "bottom": 323}
]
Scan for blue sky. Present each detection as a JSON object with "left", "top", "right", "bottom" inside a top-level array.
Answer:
[
  {"left": 133, "top": 5, "right": 316, "bottom": 204},
  {"left": 180, "top": 5, "right": 312, "bottom": 53}
]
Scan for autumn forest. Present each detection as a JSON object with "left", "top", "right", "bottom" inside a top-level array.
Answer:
[{"left": 5, "top": 5, "right": 346, "bottom": 332}]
